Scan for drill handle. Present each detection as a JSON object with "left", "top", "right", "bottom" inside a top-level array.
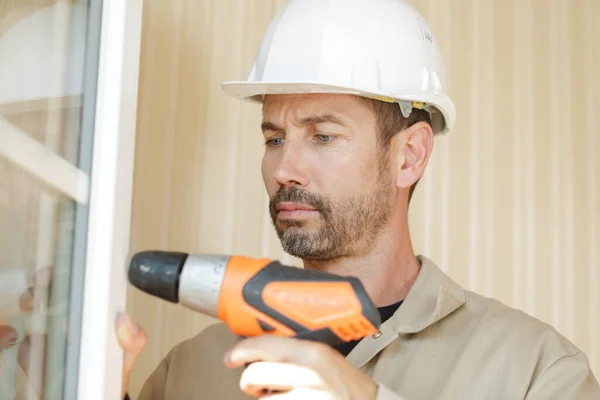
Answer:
[{"left": 221, "top": 260, "right": 381, "bottom": 346}]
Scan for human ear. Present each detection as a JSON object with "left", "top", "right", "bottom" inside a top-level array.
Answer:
[{"left": 395, "top": 122, "right": 434, "bottom": 189}]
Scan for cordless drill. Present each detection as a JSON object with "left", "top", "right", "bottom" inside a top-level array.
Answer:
[{"left": 127, "top": 251, "right": 381, "bottom": 345}]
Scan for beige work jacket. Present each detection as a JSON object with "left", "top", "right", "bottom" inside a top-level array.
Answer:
[{"left": 137, "top": 256, "right": 600, "bottom": 399}]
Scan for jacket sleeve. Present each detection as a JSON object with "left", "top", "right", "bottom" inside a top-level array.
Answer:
[
  {"left": 525, "top": 351, "right": 600, "bottom": 399},
  {"left": 135, "top": 350, "right": 173, "bottom": 400}
]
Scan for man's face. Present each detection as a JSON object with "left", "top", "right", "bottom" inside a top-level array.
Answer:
[{"left": 261, "top": 93, "right": 395, "bottom": 261}]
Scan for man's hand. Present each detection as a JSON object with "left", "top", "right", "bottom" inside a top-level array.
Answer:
[
  {"left": 223, "top": 336, "right": 378, "bottom": 400},
  {"left": 116, "top": 313, "right": 147, "bottom": 399}
]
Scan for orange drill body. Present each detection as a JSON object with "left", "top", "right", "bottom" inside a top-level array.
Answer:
[{"left": 128, "top": 251, "right": 381, "bottom": 346}]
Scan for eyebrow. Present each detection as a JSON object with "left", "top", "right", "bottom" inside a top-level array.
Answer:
[{"left": 261, "top": 114, "right": 348, "bottom": 133}]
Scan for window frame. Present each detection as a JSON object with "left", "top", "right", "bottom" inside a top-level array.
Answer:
[
  {"left": 74, "top": 0, "right": 144, "bottom": 398},
  {"left": 0, "top": 0, "right": 144, "bottom": 396}
]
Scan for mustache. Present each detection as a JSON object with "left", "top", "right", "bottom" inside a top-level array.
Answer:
[{"left": 269, "top": 187, "right": 330, "bottom": 215}]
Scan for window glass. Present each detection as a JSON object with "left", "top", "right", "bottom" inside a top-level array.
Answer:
[{"left": 0, "top": 2, "right": 99, "bottom": 399}]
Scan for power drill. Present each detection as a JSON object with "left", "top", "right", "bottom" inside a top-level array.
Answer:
[{"left": 127, "top": 251, "right": 381, "bottom": 345}]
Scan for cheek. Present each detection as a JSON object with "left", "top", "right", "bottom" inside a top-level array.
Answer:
[{"left": 314, "top": 151, "right": 380, "bottom": 196}]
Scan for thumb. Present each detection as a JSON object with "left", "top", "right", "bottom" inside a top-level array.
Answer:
[{"left": 116, "top": 313, "right": 147, "bottom": 396}]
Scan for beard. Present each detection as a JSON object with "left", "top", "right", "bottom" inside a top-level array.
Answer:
[{"left": 268, "top": 165, "right": 393, "bottom": 261}]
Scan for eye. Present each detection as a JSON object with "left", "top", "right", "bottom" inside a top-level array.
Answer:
[
  {"left": 265, "top": 137, "right": 285, "bottom": 147},
  {"left": 315, "top": 134, "right": 333, "bottom": 143}
]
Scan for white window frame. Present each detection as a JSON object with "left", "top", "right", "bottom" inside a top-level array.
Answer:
[
  {"left": 76, "top": 0, "right": 144, "bottom": 398},
  {"left": 0, "top": 0, "right": 142, "bottom": 397}
]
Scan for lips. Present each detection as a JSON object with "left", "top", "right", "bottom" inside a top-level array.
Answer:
[
  {"left": 276, "top": 202, "right": 317, "bottom": 212},
  {"left": 276, "top": 202, "right": 319, "bottom": 220}
]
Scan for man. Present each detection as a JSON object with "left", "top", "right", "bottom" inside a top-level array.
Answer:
[{"left": 117, "top": 0, "right": 600, "bottom": 398}]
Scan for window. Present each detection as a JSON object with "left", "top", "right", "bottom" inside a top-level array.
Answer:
[{"left": 0, "top": 1, "right": 142, "bottom": 398}]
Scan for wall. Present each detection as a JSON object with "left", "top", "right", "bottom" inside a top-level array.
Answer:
[{"left": 126, "top": 0, "right": 600, "bottom": 396}]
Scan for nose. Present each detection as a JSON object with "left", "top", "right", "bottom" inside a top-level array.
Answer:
[{"left": 273, "top": 140, "right": 309, "bottom": 188}]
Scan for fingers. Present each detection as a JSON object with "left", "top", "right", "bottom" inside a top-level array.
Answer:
[
  {"left": 259, "top": 388, "right": 335, "bottom": 400},
  {"left": 240, "top": 361, "right": 325, "bottom": 397},
  {"left": 116, "top": 312, "right": 147, "bottom": 398},
  {"left": 116, "top": 313, "right": 147, "bottom": 396},
  {"left": 227, "top": 336, "right": 376, "bottom": 400},
  {"left": 116, "top": 313, "right": 147, "bottom": 367},
  {"left": 224, "top": 335, "right": 333, "bottom": 370}
]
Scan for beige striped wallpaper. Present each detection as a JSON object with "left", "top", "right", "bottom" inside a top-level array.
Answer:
[{"left": 126, "top": 0, "right": 600, "bottom": 396}]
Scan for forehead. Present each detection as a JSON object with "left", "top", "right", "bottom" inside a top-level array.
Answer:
[{"left": 262, "top": 93, "right": 373, "bottom": 122}]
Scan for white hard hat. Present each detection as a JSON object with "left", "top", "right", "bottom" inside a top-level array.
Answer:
[{"left": 221, "top": 0, "right": 455, "bottom": 135}]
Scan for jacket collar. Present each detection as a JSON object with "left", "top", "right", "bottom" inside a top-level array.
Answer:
[
  {"left": 389, "top": 255, "right": 465, "bottom": 334},
  {"left": 346, "top": 256, "right": 465, "bottom": 368}
]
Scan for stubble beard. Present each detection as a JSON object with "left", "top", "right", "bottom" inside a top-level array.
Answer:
[{"left": 268, "top": 163, "right": 393, "bottom": 261}]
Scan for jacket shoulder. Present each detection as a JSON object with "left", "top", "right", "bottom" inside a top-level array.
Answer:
[
  {"left": 459, "top": 290, "right": 583, "bottom": 362},
  {"left": 457, "top": 290, "right": 598, "bottom": 395}
]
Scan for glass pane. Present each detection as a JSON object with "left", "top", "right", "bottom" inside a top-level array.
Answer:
[
  {"left": 0, "top": 1, "right": 100, "bottom": 399},
  {"left": 0, "top": 1, "right": 88, "bottom": 165},
  {"left": 0, "top": 163, "right": 75, "bottom": 399}
]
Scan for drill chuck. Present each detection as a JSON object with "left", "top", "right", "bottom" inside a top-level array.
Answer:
[
  {"left": 128, "top": 251, "right": 226, "bottom": 318},
  {"left": 128, "top": 251, "right": 188, "bottom": 303}
]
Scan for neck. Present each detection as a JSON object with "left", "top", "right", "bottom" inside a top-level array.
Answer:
[{"left": 302, "top": 211, "right": 420, "bottom": 307}]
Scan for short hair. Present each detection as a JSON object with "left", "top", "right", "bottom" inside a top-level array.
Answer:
[{"left": 357, "top": 97, "right": 432, "bottom": 203}]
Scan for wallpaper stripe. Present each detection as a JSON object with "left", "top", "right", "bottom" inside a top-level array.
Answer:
[
  {"left": 511, "top": 0, "right": 523, "bottom": 310},
  {"left": 523, "top": 0, "right": 536, "bottom": 317},
  {"left": 584, "top": 0, "right": 598, "bottom": 372},
  {"left": 549, "top": 1, "right": 562, "bottom": 332},
  {"left": 482, "top": 0, "right": 494, "bottom": 298},
  {"left": 559, "top": 0, "right": 575, "bottom": 341},
  {"left": 467, "top": 0, "right": 480, "bottom": 292},
  {"left": 225, "top": 0, "right": 247, "bottom": 254}
]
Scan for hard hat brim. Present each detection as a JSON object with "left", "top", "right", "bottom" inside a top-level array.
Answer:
[{"left": 221, "top": 81, "right": 455, "bottom": 135}]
